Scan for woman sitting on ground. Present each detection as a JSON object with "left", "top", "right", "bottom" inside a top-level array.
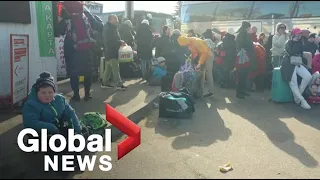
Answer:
[
  {"left": 280, "top": 28, "right": 312, "bottom": 110},
  {"left": 22, "top": 72, "right": 85, "bottom": 135}
]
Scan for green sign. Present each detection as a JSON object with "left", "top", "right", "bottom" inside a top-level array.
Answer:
[{"left": 35, "top": 1, "right": 55, "bottom": 57}]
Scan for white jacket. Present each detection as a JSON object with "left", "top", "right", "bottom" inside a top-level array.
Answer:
[{"left": 271, "top": 33, "right": 289, "bottom": 56}]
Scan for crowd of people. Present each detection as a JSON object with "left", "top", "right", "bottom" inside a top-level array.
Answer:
[
  {"left": 137, "top": 20, "right": 320, "bottom": 110},
  {"left": 20, "top": 2, "right": 320, "bottom": 169},
  {"left": 53, "top": 5, "right": 319, "bottom": 109}
]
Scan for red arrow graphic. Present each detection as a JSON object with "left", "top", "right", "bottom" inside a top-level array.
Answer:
[
  {"left": 105, "top": 104, "right": 141, "bottom": 160},
  {"left": 14, "top": 65, "right": 19, "bottom": 76}
]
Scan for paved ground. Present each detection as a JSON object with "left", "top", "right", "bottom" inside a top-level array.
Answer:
[
  {"left": 75, "top": 86, "right": 320, "bottom": 179},
  {"left": 1, "top": 81, "right": 320, "bottom": 179}
]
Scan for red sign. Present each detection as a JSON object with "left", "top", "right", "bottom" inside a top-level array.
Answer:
[
  {"left": 14, "top": 48, "right": 27, "bottom": 62},
  {"left": 10, "top": 34, "right": 29, "bottom": 108},
  {"left": 105, "top": 104, "right": 141, "bottom": 160},
  {"left": 14, "top": 39, "right": 25, "bottom": 45}
]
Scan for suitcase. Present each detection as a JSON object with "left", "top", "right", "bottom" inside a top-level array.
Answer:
[
  {"left": 99, "top": 57, "right": 105, "bottom": 82},
  {"left": 271, "top": 67, "right": 294, "bottom": 102}
]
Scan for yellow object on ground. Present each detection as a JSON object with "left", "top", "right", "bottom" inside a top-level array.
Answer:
[{"left": 219, "top": 162, "right": 233, "bottom": 173}]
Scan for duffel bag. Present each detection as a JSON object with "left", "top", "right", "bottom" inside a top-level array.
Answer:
[{"left": 159, "top": 91, "right": 195, "bottom": 119}]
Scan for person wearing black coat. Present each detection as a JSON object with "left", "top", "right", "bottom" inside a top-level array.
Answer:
[
  {"left": 101, "top": 14, "right": 127, "bottom": 90},
  {"left": 136, "top": 19, "right": 154, "bottom": 78},
  {"left": 222, "top": 30, "right": 237, "bottom": 87},
  {"left": 303, "top": 33, "right": 318, "bottom": 58},
  {"left": 155, "top": 26, "right": 173, "bottom": 58},
  {"left": 84, "top": 9, "right": 104, "bottom": 82},
  {"left": 280, "top": 28, "right": 312, "bottom": 110},
  {"left": 235, "top": 21, "right": 256, "bottom": 99},
  {"left": 56, "top": 8, "right": 94, "bottom": 102},
  {"left": 168, "top": 29, "right": 190, "bottom": 73}
]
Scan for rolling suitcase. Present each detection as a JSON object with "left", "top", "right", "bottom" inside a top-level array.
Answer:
[{"left": 271, "top": 67, "right": 294, "bottom": 102}]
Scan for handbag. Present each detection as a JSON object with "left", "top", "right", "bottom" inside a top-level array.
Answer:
[{"left": 290, "top": 56, "right": 303, "bottom": 66}]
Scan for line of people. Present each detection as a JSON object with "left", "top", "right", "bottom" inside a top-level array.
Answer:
[{"left": 162, "top": 21, "right": 320, "bottom": 110}]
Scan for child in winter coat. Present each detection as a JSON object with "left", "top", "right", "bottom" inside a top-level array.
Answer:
[
  {"left": 147, "top": 57, "right": 167, "bottom": 86},
  {"left": 22, "top": 72, "right": 83, "bottom": 135}
]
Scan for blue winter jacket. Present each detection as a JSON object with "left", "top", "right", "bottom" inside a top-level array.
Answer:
[
  {"left": 22, "top": 88, "right": 82, "bottom": 134},
  {"left": 152, "top": 66, "right": 167, "bottom": 79}
]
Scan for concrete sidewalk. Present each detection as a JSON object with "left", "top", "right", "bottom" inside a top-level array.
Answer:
[
  {"left": 74, "top": 86, "right": 320, "bottom": 179},
  {"left": 0, "top": 78, "right": 160, "bottom": 179}
]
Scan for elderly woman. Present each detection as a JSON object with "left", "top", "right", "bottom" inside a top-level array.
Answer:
[
  {"left": 136, "top": 19, "right": 153, "bottom": 78},
  {"left": 280, "top": 28, "right": 312, "bottom": 110}
]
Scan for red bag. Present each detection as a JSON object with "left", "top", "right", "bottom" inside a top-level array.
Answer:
[
  {"left": 312, "top": 54, "right": 320, "bottom": 74},
  {"left": 306, "top": 96, "right": 320, "bottom": 104}
]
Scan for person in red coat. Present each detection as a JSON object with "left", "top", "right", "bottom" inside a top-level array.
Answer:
[{"left": 247, "top": 42, "right": 266, "bottom": 91}]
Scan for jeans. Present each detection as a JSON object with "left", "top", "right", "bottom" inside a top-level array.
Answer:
[
  {"left": 102, "top": 59, "right": 123, "bottom": 86},
  {"left": 289, "top": 65, "right": 312, "bottom": 103},
  {"left": 272, "top": 56, "right": 283, "bottom": 68},
  {"left": 236, "top": 68, "right": 249, "bottom": 94},
  {"left": 70, "top": 75, "right": 92, "bottom": 96}
]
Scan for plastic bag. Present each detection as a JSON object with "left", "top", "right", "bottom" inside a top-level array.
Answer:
[
  {"left": 237, "top": 48, "right": 249, "bottom": 65},
  {"left": 119, "top": 45, "right": 134, "bottom": 63}
]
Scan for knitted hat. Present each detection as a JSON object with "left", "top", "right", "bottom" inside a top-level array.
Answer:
[
  {"left": 157, "top": 57, "right": 166, "bottom": 64},
  {"left": 292, "top": 28, "right": 303, "bottom": 36},
  {"left": 33, "top": 72, "right": 56, "bottom": 92}
]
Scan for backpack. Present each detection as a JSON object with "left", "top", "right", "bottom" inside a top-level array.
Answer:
[
  {"left": 80, "top": 112, "right": 108, "bottom": 135},
  {"left": 65, "top": 13, "right": 95, "bottom": 51}
]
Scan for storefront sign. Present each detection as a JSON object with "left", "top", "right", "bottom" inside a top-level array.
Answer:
[
  {"left": 10, "top": 34, "right": 29, "bottom": 105},
  {"left": 84, "top": 2, "right": 103, "bottom": 14},
  {"left": 55, "top": 36, "right": 67, "bottom": 78},
  {"left": 35, "top": 1, "right": 55, "bottom": 57}
]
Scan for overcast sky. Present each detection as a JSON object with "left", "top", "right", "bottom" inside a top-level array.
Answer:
[{"left": 100, "top": 1, "right": 178, "bottom": 14}]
